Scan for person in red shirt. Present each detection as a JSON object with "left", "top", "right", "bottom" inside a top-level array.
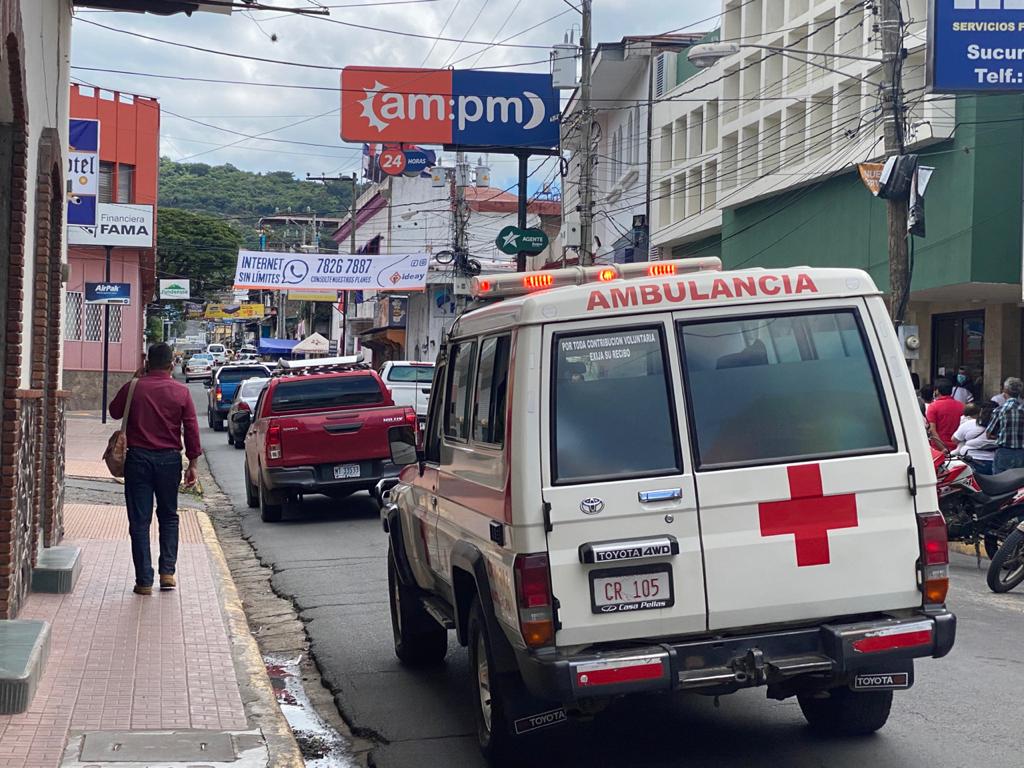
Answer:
[
  {"left": 926, "top": 377, "right": 965, "bottom": 451},
  {"left": 109, "top": 342, "right": 202, "bottom": 595}
]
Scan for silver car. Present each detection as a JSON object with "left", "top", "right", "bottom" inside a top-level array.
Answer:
[{"left": 227, "top": 377, "right": 270, "bottom": 448}]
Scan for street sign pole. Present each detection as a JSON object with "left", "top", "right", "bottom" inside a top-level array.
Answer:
[
  {"left": 101, "top": 245, "right": 112, "bottom": 425},
  {"left": 517, "top": 150, "right": 529, "bottom": 273}
]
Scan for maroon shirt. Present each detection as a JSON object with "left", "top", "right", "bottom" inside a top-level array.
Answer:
[
  {"left": 927, "top": 395, "right": 964, "bottom": 451},
  {"left": 109, "top": 371, "right": 202, "bottom": 460}
]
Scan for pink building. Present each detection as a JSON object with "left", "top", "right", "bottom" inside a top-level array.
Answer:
[{"left": 63, "top": 86, "right": 159, "bottom": 409}]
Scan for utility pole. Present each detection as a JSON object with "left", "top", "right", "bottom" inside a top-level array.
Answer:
[
  {"left": 578, "top": 0, "right": 595, "bottom": 266},
  {"left": 307, "top": 172, "right": 359, "bottom": 354},
  {"left": 455, "top": 152, "right": 469, "bottom": 268},
  {"left": 880, "top": 0, "right": 908, "bottom": 322}
]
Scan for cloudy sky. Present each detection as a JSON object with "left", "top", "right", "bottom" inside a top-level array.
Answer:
[{"left": 71, "top": 0, "right": 720, "bottom": 188}]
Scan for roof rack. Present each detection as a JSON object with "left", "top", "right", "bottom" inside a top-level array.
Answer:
[{"left": 272, "top": 354, "right": 373, "bottom": 378}]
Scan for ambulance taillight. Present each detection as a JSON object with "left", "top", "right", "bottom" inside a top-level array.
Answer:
[
  {"left": 917, "top": 511, "right": 949, "bottom": 605},
  {"left": 514, "top": 553, "right": 554, "bottom": 648}
]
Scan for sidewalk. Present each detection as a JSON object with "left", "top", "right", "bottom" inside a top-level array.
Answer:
[
  {"left": 64, "top": 413, "right": 117, "bottom": 481},
  {"left": 0, "top": 418, "right": 302, "bottom": 767}
]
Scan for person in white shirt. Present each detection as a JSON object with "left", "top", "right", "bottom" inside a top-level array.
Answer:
[
  {"left": 953, "top": 401, "right": 997, "bottom": 475},
  {"left": 952, "top": 370, "right": 974, "bottom": 405},
  {"left": 992, "top": 379, "right": 1012, "bottom": 407}
]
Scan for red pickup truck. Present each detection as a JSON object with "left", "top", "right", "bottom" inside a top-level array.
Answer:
[{"left": 242, "top": 366, "right": 417, "bottom": 522}]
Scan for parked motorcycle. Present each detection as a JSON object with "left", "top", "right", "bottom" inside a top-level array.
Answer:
[
  {"left": 987, "top": 520, "right": 1024, "bottom": 593},
  {"left": 932, "top": 444, "right": 1024, "bottom": 563}
]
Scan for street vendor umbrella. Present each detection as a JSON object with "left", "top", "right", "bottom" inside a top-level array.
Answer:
[{"left": 292, "top": 332, "right": 330, "bottom": 356}]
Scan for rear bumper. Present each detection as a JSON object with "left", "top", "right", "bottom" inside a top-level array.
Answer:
[
  {"left": 516, "top": 611, "right": 956, "bottom": 704},
  {"left": 262, "top": 459, "right": 399, "bottom": 494}
]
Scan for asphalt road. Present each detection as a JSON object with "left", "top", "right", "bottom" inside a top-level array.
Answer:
[{"left": 189, "top": 382, "right": 1024, "bottom": 768}]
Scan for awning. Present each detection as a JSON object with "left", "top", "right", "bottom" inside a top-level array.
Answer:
[
  {"left": 359, "top": 327, "right": 405, "bottom": 351},
  {"left": 258, "top": 338, "right": 299, "bottom": 354}
]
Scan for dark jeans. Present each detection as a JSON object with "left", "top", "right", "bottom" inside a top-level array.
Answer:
[
  {"left": 994, "top": 448, "right": 1024, "bottom": 474},
  {"left": 124, "top": 448, "right": 182, "bottom": 587},
  {"left": 972, "top": 459, "right": 994, "bottom": 476}
]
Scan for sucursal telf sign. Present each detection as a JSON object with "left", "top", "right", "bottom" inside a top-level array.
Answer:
[{"left": 341, "top": 67, "right": 559, "bottom": 149}]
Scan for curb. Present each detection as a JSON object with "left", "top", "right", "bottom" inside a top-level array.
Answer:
[{"left": 196, "top": 509, "right": 305, "bottom": 768}]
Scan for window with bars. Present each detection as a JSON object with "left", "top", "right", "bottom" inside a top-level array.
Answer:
[
  {"left": 65, "top": 292, "right": 83, "bottom": 341},
  {"left": 117, "top": 164, "right": 134, "bottom": 203},
  {"left": 108, "top": 305, "right": 123, "bottom": 343},
  {"left": 99, "top": 161, "right": 114, "bottom": 203},
  {"left": 85, "top": 303, "right": 102, "bottom": 341}
]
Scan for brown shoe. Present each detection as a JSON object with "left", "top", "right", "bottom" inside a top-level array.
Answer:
[
  {"left": 159, "top": 574, "right": 176, "bottom": 591},
  {"left": 133, "top": 584, "right": 153, "bottom": 596}
]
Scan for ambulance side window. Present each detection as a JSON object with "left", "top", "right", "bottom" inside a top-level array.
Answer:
[
  {"left": 423, "top": 361, "right": 446, "bottom": 463},
  {"left": 551, "top": 326, "right": 681, "bottom": 485},
  {"left": 444, "top": 340, "right": 477, "bottom": 442},
  {"left": 679, "top": 310, "right": 896, "bottom": 469},
  {"left": 473, "top": 335, "right": 511, "bottom": 446}
]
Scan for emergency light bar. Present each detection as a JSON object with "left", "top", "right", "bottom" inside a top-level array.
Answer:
[{"left": 471, "top": 257, "right": 722, "bottom": 300}]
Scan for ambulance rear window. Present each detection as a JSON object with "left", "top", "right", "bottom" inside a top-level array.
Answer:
[
  {"left": 679, "top": 310, "right": 896, "bottom": 469},
  {"left": 552, "top": 327, "right": 681, "bottom": 485}
]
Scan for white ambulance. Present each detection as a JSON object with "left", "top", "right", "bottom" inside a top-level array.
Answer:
[{"left": 380, "top": 258, "right": 955, "bottom": 761}]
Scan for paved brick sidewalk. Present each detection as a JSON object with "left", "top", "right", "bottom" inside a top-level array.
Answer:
[{"left": 0, "top": 504, "right": 249, "bottom": 768}]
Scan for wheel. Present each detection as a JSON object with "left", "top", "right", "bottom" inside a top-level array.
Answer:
[
  {"left": 244, "top": 463, "right": 258, "bottom": 509},
  {"left": 798, "top": 687, "right": 893, "bottom": 736},
  {"left": 387, "top": 548, "right": 447, "bottom": 666},
  {"left": 258, "top": 476, "right": 283, "bottom": 523},
  {"left": 468, "top": 598, "right": 518, "bottom": 761},
  {"left": 227, "top": 430, "right": 235, "bottom": 447},
  {"left": 234, "top": 435, "right": 245, "bottom": 450},
  {"left": 212, "top": 415, "right": 225, "bottom": 432},
  {"left": 987, "top": 527, "right": 1024, "bottom": 593},
  {"left": 207, "top": 410, "right": 214, "bottom": 429}
]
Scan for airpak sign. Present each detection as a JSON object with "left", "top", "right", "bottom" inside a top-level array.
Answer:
[
  {"left": 68, "top": 204, "right": 155, "bottom": 248},
  {"left": 342, "top": 67, "right": 559, "bottom": 149},
  {"left": 496, "top": 225, "right": 549, "bottom": 255},
  {"left": 85, "top": 282, "right": 131, "bottom": 305}
]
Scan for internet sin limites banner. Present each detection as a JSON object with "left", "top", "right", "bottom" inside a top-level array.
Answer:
[{"left": 233, "top": 251, "right": 430, "bottom": 291}]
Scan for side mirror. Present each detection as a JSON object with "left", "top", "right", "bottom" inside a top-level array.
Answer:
[
  {"left": 388, "top": 426, "right": 421, "bottom": 467},
  {"left": 203, "top": 380, "right": 212, "bottom": 388}
]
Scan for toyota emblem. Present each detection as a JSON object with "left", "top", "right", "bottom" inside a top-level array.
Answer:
[{"left": 580, "top": 497, "right": 604, "bottom": 515}]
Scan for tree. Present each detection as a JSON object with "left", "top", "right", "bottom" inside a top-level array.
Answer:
[{"left": 157, "top": 208, "right": 243, "bottom": 300}]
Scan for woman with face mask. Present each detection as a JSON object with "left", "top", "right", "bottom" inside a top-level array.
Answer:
[{"left": 952, "top": 369, "right": 975, "bottom": 405}]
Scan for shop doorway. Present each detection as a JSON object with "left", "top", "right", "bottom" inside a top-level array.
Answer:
[{"left": 932, "top": 311, "right": 985, "bottom": 398}]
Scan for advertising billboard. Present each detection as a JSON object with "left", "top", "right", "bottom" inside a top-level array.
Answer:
[
  {"left": 930, "top": 0, "right": 1024, "bottom": 92},
  {"left": 342, "top": 67, "right": 559, "bottom": 149},
  {"left": 233, "top": 250, "right": 429, "bottom": 292},
  {"left": 204, "top": 303, "right": 265, "bottom": 320},
  {"left": 68, "top": 204, "right": 154, "bottom": 248},
  {"left": 159, "top": 279, "right": 191, "bottom": 300},
  {"left": 68, "top": 118, "right": 100, "bottom": 226}
]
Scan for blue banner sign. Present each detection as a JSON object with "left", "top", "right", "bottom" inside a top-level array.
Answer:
[
  {"left": 68, "top": 118, "right": 100, "bottom": 226},
  {"left": 85, "top": 282, "right": 131, "bottom": 305},
  {"left": 930, "top": 0, "right": 1024, "bottom": 92}
]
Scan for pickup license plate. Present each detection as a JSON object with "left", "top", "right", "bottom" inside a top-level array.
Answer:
[
  {"left": 591, "top": 565, "right": 674, "bottom": 614},
  {"left": 333, "top": 464, "right": 361, "bottom": 479}
]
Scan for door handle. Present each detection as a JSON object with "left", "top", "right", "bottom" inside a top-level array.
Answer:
[
  {"left": 431, "top": 496, "right": 438, "bottom": 508},
  {"left": 638, "top": 488, "right": 683, "bottom": 503}
]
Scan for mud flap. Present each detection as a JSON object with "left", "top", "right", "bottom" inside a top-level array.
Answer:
[{"left": 501, "top": 676, "right": 568, "bottom": 737}]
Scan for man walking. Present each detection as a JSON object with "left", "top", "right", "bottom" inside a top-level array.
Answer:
[
  {"left": 109, "top": 342, "right": 202, "bottom": 595},
  {"left": 926, "top": 377, "right": 964, "bottom": 451},
  {"left": 988, "top": 377, "right": 1024, "bottom": 473}
]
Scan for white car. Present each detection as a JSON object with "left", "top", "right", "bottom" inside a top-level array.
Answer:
[
  {"left": 379, "top": 361, "right": 434, "bottom": 424},
  {"left": 380, "top": 259, "right": 955, "bottom": 760}
]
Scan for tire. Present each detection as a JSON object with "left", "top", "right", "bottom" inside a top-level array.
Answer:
[
  {"left": 468, "top": 598, "right": 517, "bottom": 761},
  {"left": 227, "top": 430, "right": 235, "bottom": 447},
  {"left": 387, "top": 548, "right": 447, "bottom": 666},
  {"left": 798, "top": 688, "right": 893, "bottom": 736},
  {"left": 259, "top": 475, "right": 283, "bottom": 523},
  {"left": 234, "top": 436, "right": 245, "bottom": 450},
  {"left": 244, "top": 463, "right": 258, "bottom": 509},
  {"left": 987, "top": 527, "right": 1024, "bottom": 593},
  {"left": 212, "top": 416, "right": 225, "bottom": 432}
]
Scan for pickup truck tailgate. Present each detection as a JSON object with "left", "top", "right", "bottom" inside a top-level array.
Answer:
[{"left": 275, "top": 406, "right": 408, "bottom": 465}]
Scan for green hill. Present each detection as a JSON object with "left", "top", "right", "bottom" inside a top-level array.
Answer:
[{"left": 158, "top": 157, "right": 356, "bottom": 248}]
